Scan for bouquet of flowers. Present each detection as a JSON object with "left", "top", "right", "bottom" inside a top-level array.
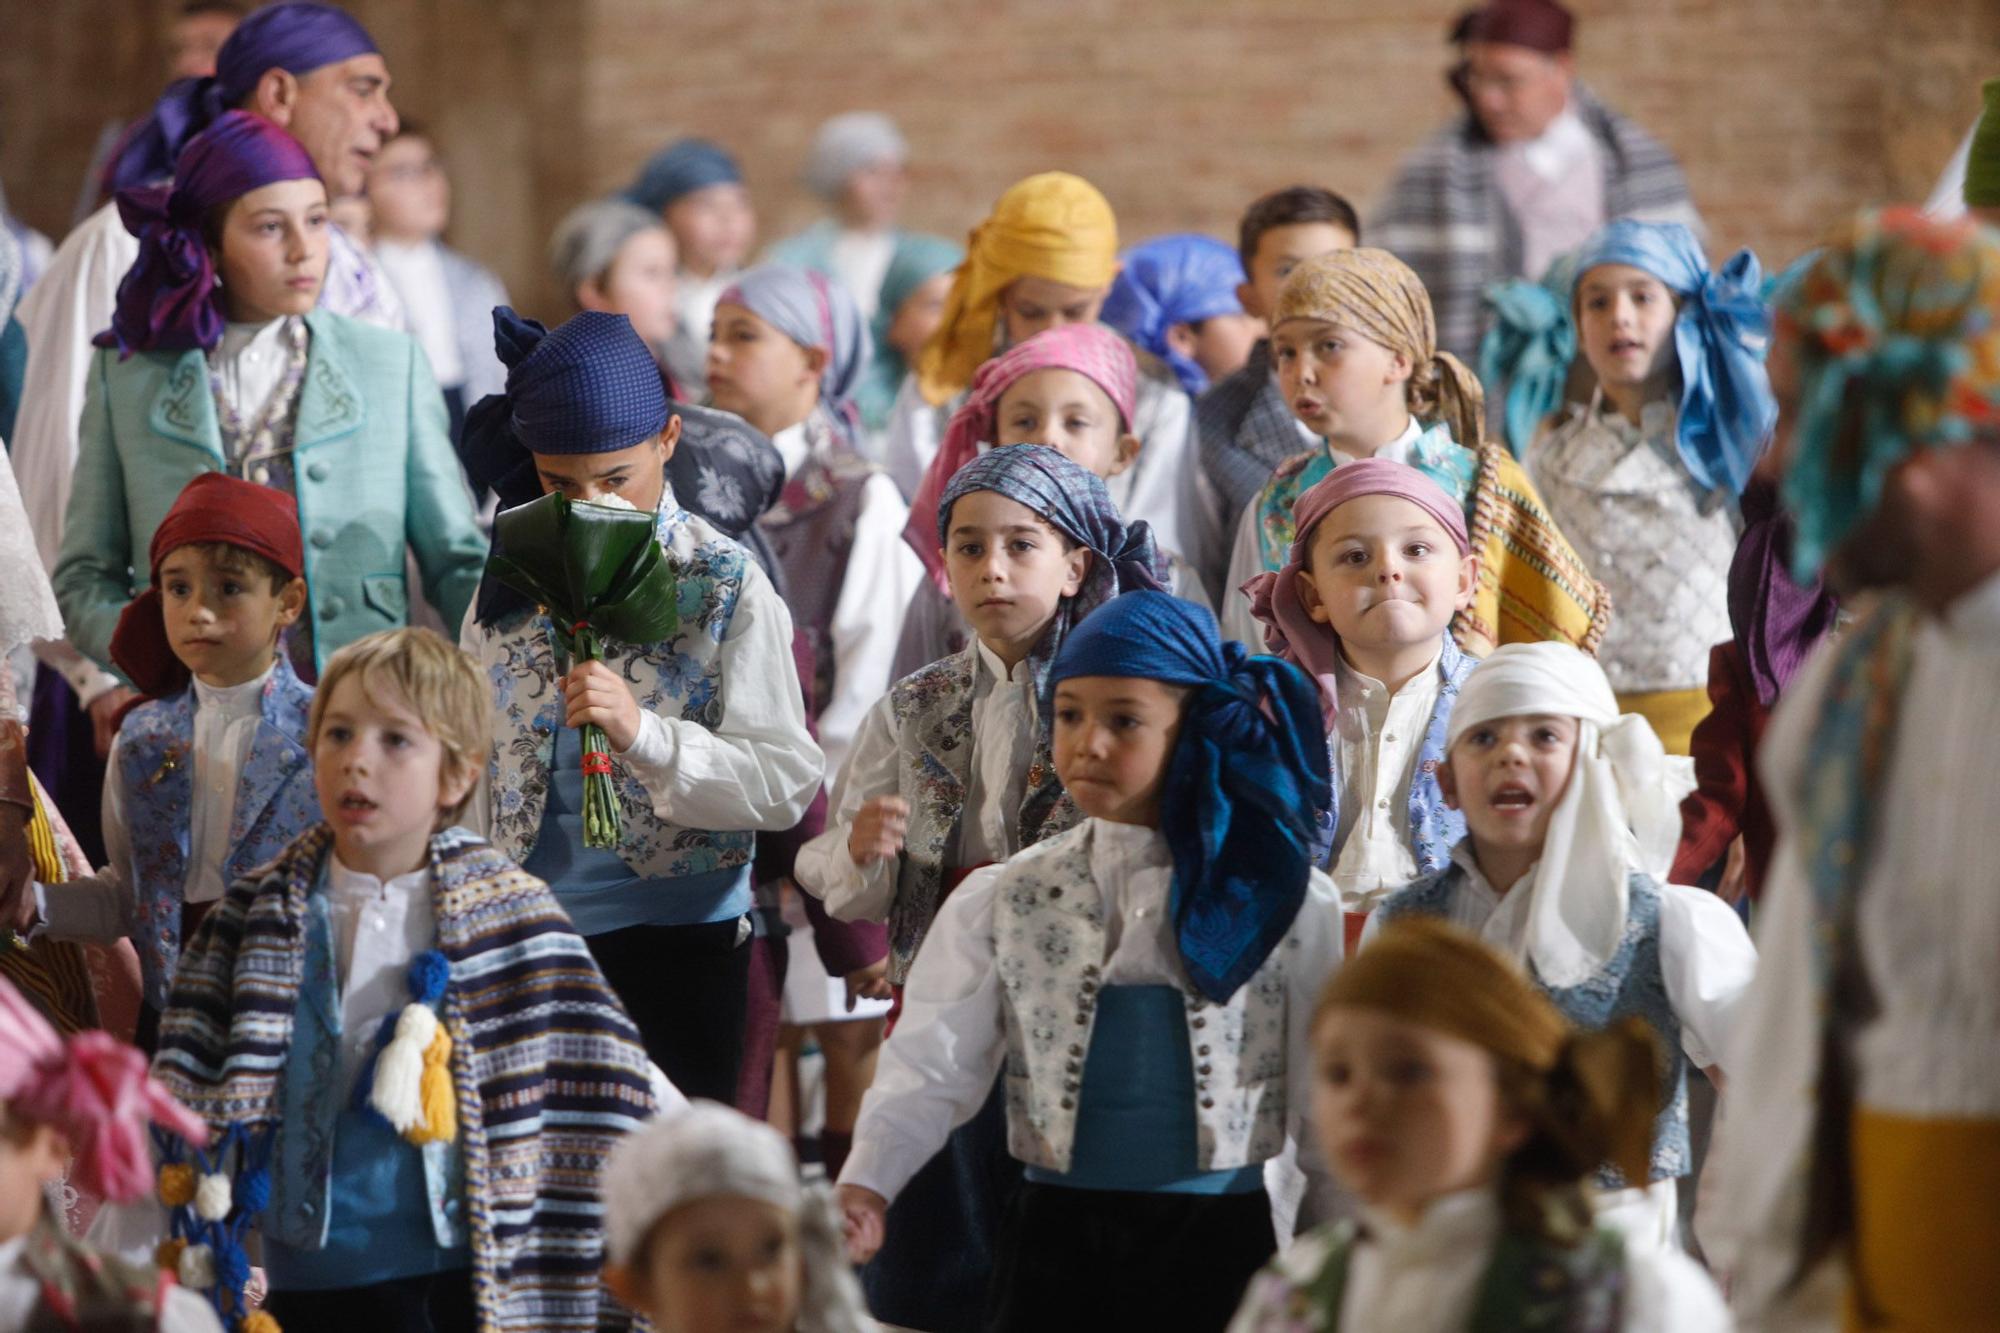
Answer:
[{"left": 483, "top": 492, "right": 679, "bottom": 848}]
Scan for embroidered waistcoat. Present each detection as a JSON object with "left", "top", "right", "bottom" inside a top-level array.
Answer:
[
  {"left": 1377, "top": 868, "right": 1690, "bottom": 1183},
  {"left": 990, "top": 822, "right": 1290, "bottom": 1174},
  {"left": 1312, "top": 637, "right": 1475, "bottom": 876},
  {"left": 759, "top": 413, "right": 875, "bottom": 714},
  {"left": 116, "top": 658, "right": 316, "bottom": 1006},
  {"left": 882, "top": 644, "right": 1076, "bottom": 982},
  {"left": 477, "top": 504, "right": 756, "bottom": 881}
]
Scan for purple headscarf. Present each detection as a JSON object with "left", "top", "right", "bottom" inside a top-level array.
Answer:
[
  {"left": 716, "top": 263, "right": 871, "bottom": 433},
  {"left": 1728, "top": 477, "right": 1839, "bottom": 707},
  {"left": 95, "top": 111, "right": 321, "bottom": 358},
  {"left": 103, "top": 3, "right": 378, "bottom": 195}
]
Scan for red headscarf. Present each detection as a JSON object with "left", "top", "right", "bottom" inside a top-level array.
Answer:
[
  {"left": 109, "top": 472, "right": 305, "bottom": 698},
  {"left": 1451, "top": 0, "right": 1573, "bottom": 53}
]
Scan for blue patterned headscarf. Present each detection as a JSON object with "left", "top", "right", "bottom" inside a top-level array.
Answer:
[
  {"left": 623, "top": 138, "right": 744, "bottom": 214},
  {"left": 717, "top": 263, "right": 871, "bottom": 433},
  {"left": 104, "top": 3, "right": 379, "bottom": 194},
  {"left": 1571, "top": 220, "right": 1777, "bottom": 497},
  {"left": 938, "top": 444, "right": 1166, "bottom": 701},
  {"left": 1100, "top": 234, "right": 1247, "bottom": 396},
  {"left": 1049, "top": 591, "right": 1330, "bottom": 1003},
  {"left": 1478, "top": 251, "right": 1582, "bottom": 458}
]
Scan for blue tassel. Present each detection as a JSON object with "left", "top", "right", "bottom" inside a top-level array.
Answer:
[{"left": 407, "top": 949, "right": 450, "bottom": 1006}]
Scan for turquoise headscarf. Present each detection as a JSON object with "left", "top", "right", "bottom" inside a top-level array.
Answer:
[
  {"left": 854, "top": 233, "right": 964, "bottom": 432},
  {"left": 1478, "top": 251, "right": 1582, "bottom": 458}
]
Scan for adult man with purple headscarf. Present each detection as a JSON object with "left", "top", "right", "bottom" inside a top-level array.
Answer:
[{"left": 11, "top": 3, "right": 408, "bottom": 769}]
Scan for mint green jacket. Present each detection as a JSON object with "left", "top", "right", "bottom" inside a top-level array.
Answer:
[{"left": 53, "top": 308, "right": 487, "bottom": 676}]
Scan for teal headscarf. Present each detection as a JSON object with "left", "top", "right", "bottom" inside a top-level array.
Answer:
[
  {"left": 855, "top": 233, "right": 963, "bottom": 432},
  {"left": 1478, "top": 250, "right": 1582, "bottom": 458}
]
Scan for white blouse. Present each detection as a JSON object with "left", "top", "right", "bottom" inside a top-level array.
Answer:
[
  {"left": 794, "top": 638, "right": 1036, "bottom": 922},
  {"left": 1327, "top": 651, "right": 1444, "bottom": 912},
  {"left": 208, "top": 316, "right": 301, "bottom": 450},
  {"left": 323, "top": 855, "right": 436, "bottom": 1091}
]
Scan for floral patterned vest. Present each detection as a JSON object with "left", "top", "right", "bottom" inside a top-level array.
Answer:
[
  {"left": 759, "top": 410, "right": 876, "bottom": 714},
  {"left": 115, "top": 657, "right": 316, "bottom": 1007},
  {"left": 475, "top": 503, "right": 757, "bottom": 881},
  {"left": 882, "top": 644, "right": 1076, "bottom": 983},
  {"left": 990, "top": 821, "right": 1291, "bottom": 1174},
  {"left": 1376, "top": 868, "right": 1691, "bottom": 1183}
]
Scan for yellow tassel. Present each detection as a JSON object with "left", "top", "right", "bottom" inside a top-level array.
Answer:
[
  {"left": 406, "top": 1022, "right": 456, "bottom": 1145},
  {"left": 240, "top": 1310, "right": 283, "bottom": 1333}
]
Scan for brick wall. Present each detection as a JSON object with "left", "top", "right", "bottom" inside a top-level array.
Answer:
[{"left": 3, "top": 1, "right": 1994, "bottom": 322}]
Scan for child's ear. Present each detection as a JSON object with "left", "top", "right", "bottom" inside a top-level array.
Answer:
[
  {"left": 1295, "top": 569, "right": 1332, "bottom": 626},
  {"left": 1435, "top": 754, "right": 1461, "bottom": 810},
  {"left": 274, "top": 577, "right": 309, "bottom": 630},
  {"left": 436, "top": 755, "right": 478, "bottom": 822},
  {"left": 1386, "top": 349, "right": 1414, "bottom": 387},
  {"left": 1108, "top": 431, "right": 1142, "bottom": 478},
  {"left": 1062, "top": 547, "right": 1093, "bottom": 599},
  {"left": 801, "top": 344, "right": 829, "bottom": 387},
  {"left": 658, "top": 414, "right": 682, "bottom": 464},
  {"left": 1163, "top": 323, "right": 1198, "bottom": 361},
  {"left": 1455, "top": 552, "right": 1480, "bottom": 612},
  {"left": 1236, "top": 279, "right": 1263, "bottom": 321}
]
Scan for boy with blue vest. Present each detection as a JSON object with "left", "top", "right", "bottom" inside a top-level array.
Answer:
[
  {"left": 1367, "top": 641, "right": 1757, "bottom": 1251},
  {"left": 838, "top": 592, "right": 1342, "bottom": 1332},
  {"left": 26, "top": 471, "right": 317, "bottom": 1046},
  {"left": 460, "top": 308, "right": 822, "bottom": 1107}
]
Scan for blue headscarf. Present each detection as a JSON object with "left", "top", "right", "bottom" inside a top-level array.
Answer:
[
  {"left": 1049, "top": 591, "right": 1330, "bottom": 1003},
  {"left": 1099, "top": 234, "right": 1247, "bottom": 396},
  {"left": 1571, "top": 220, "right": 1777, "bottom": 497},
  {"left": 857, "top": 233, "right": 963, "bottom": 431},
  {"left": 623, "top": 138, "right": 743, "bottom": 215},
  {"left": 937, "top": 444, "right": 1166, "bottom": 699},
  {"left": 717, "top": 263, "right": 871, "bottom": 434},
  {"left": 1478, "top": 251, "right": 1582, "bottom": 458},
  {"left": 104, "top": 4, "right": 379, "bottom": 195}
]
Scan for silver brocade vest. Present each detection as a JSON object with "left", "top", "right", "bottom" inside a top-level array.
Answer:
[
  {"left": 883, "top": 643, "right": 1076, "bottom": 983},
  {"left": 990, "top": 821, "right": 1291, "bottom": 1174},
  {"left": 473, "top": 504, "right": 756, "bottom": 880}
]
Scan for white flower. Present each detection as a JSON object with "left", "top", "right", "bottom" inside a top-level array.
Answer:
[
  {"left": 178, "top": 1243, "right": 216, "bottom": 1290},
  {"left": 194, "top": 1172, "right": 233, "bottom": 1222},
  {"left": 581, "top": 492, "right": 639, "bottom": 512}
]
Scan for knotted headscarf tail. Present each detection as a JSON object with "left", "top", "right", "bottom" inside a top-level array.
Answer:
[
  {"left": 914, "top": 171, "right": 1119, "bottom": 405},
  {"left": 1570, "top": 219, "right": 1777, "bottom": 498},
  {"left": 1272, "top": 247, "right": 1488, "bottom": 454},
  {"left": 1243, "top": 458, "right": 1470, "bottom": 726},
  {"left": 907, "top": 323, "right": 1140, "bottom": 590},
  {"left": 97, "top": 111, "right": 320, "bottom": 357},
  {"left": 1446, "top": 642, "right": 1691, "bottom": 989},
  {"left": 1049, "top": 591, "right": 1330, "bottom": 1002}
]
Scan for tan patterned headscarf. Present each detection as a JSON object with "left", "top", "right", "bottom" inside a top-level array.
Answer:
[{"left": 1273, "top": 247, "right": 1487, "bottom": 452}]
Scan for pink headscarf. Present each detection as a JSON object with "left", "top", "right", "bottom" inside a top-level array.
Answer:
[
  {"left": 1242, "top": 458, "right": 1470, "bottom": 724},
  {"left": 0, "top": 978, "right": 207, "bottom": 1202},
  {"left": 903, "top": 323, "right": 1140, "bottom": 592}
]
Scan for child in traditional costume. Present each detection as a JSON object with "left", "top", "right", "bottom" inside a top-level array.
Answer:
[
  {"left": 602, "top": 1100, "right": 876, "bottom": 1333},
  {"left": 1521, "top": 220, "right": 1776, "bottom": 753},
  {"left": 1369, "top": 642, "right": 1757, "bottom": 1249},
  {"left": 794, "top": 444, "right": 1163, "bottom": 1332},
  {"left": 150, "top": 627, "right": 656, "bottom": 1331},
  {"left": 52, "top": 111, "right": 487, "bottom": 688},
  {"left": 0, "top": 976, "right": 221, "bottom": 1333},
  {"left": 895, "top": 322, "right": 1210, "bottom": 675},
  {"left": 623, "top": 138, "right": 757, "bottom": 397},
  {"left": 28, "top": 473, "right": 317, "bottom": 1046},
  {"left": 460, "top": 308, "right": 821, "bottom": 1107},
  {"left": 1244, "top": 459, "right": 1478, "bottom": 932},
  {"left": 883, "top": 171, "right": 1222, "bottom": 587},
  {"left": 1101, "top": 233, "right": 1262, "bottom": 397},
  {"left": 1198, "top": 186, "right": 1359, "bottom": 533},
  {"left": 1228, "top": 917, "right": 1730, "bottom": 1331},
  {"left": 838, "top": 590, "right": 1340, "bottom": 1332},
  {"left": 853, "top": 234, "right": 962, "bottom": 447},
  {"left": 1704, "top": 207, "right": 2000, "bottom": 1330},
  {"left": 1222, "top": 249, "right": 1607, "bottom": 658}
]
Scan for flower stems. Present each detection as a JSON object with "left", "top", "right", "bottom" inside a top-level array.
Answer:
[{"left": 571, "top": 626, "right": 620, "bottom": 849}]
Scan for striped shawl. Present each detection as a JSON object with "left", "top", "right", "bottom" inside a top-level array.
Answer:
[
  {"left": 154, "top": 824, "right": 657, "bottom": 1333},
  {"left": 1370, "top": 83, "right": 1699, "bottom": 362}
]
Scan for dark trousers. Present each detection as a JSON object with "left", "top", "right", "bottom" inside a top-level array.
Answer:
[
  {"left": 984, "top": 1181, "right": 1276, "bottom": 1333},
  {"left": 586, "top": 916, "right": 751, "bottom": 1104},
  {"left": 264, "top": 1269, "right": 476, "bottom": 1333}
]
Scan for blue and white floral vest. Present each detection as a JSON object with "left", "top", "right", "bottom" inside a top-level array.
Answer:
[
  {"left": 1376, "top": 867, "right": 1691, "bottom": 1184},
  {"left": 474, "top": 503, "right": 757, "bottom": 881},
  {"left": 991, "top": 822, "right": 1291, "bottom": 1175},
  {"left": 115, "top": 658, "right": 316, "bottom": 1007}
]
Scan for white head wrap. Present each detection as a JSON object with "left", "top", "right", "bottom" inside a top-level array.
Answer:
[
  {"left": 1445, "top": 643, "right": 1695, "bottom": 988},
  {"left": 802, "top": 111, "right": 908, "bottom": 200},
  {"left": 602, "top": 1101, "right": 875, "bottom": 1333}
]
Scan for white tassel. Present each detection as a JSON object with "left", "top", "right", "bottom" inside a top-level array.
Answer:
[
  {"left": 178, "top": 1243, "right": 216, "bottom": 1291},
  {"left": 368, "top": 1003, "right": 439, "bottom": 1132},
  {"left": 194, "top": 1172, "right": 233, "bottom": 1222}
]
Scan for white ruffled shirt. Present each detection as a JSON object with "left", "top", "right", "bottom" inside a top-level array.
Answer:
[
  {"left": 795, "top": 637, "right": 1035, "bottom": 922},
  {"left": 1328, "top": 651, "right": 1443, "bottom": 912}
]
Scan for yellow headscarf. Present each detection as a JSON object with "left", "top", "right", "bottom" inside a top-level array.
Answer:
[
  {"left": 1273, "top": 247, "right": 1488, "bottom": 453},
  {"left": 914, "top": 172, "right": 1119, "bottom": 405}
]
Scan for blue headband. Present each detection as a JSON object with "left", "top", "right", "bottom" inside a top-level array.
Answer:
[
  {"left": 1100, "top": 234, "right": 1246, "bottom": 396},
  {"left": 1049, "top": 591, "right": 1329, "bottom": 1002},
  {"left": 1572, "top": 220, "right": 1777, "bottom": 496}
]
